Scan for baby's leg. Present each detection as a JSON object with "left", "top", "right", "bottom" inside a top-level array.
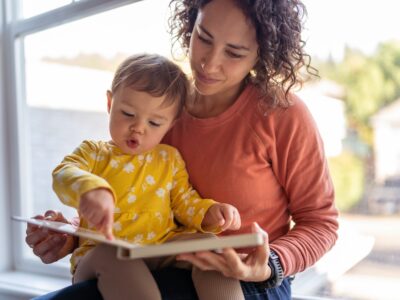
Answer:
[
  {"left": 167, "top": 232, "right": 245, "bottom": 300},
  {"left": 73, "top": 244, "right": 161, "bottom": 300},
  {"left": 192, "top": 267, "right": 245, "bottom": 300}
]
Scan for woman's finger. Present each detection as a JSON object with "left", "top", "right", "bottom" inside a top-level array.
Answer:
[
  {"left": 235, "top": 222, "right": 271, "bottom": 281},
  {"left": 44, "top": 210, "right": 68, "bottom": 223},
  {"left": 177, "top": 253, "right": 215, "bottom": 271},
  {"left": 179, "top": 250, "right": 227, "bottom": 270},
  {"left": 44, "top": 210, "right": 58, "bottom": 219},
  {"left": 25, "top": 229, "right": 48, "bottom": 247},
  {"left": 183, "top": 250, "right": 234, "bottom": 275},
  {"left": 251, "top": 222, "right": 269, "bottom": 260},
  {"left": 26, "top": 214, "right": 46, "bottom": 234},
  {"left": 33, "top": 234, "right": 67, "bottom": 264},
  {"left": 221, "top": 247, "right": 247, "bottom": 278}
]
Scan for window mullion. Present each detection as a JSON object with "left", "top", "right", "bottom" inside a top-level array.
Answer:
[
  {"left": 13, "top": 0, "right": 142, "bottom": 38},
  {"left": 3, "top": 0, "right": 34, "bottom": 274}
]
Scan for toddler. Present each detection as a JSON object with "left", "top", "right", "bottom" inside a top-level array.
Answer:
[{"left": 52, "top": 53, "right": 244, "bottom": 300}]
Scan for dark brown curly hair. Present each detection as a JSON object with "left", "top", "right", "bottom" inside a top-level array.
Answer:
[{"left": 168, "top": 0, "right": 316, "bottom": 107}]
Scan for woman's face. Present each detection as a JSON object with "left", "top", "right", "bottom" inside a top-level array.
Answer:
[{"left": 189, "top": 0, "right": 259, "bottom": 99}]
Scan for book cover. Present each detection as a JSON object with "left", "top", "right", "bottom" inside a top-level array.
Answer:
[{"left": 13, "top": 216, "right": 264, "bottom": 259}]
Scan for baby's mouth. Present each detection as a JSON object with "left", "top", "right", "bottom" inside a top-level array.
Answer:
[{"left": 126, "top": 139, "right": 139, "bottom": 149}]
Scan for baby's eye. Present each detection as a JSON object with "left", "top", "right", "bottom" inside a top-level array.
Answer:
[
  {"left": 149, "top": 121, "right": 161, "bottom": 127},
  {"left": 122, "top": 111, "right": 134, "bottom": 117}
]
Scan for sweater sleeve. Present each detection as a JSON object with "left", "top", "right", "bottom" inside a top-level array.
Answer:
[
  {"left": 169, "top": 148, "right": 217, "bottom": 232},
  {"left": 268, "top": 96, "right": 339, "bottom": 276},
  {"left": 52, "top": 140, "right": 116, "bottom": 209}
]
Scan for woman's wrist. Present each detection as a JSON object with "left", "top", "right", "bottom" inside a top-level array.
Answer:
[{"left": 256, "top": 250, "right": 284, "bottom": 289}]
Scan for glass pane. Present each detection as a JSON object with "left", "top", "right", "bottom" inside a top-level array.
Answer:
[
  {"left": 23, "top": 0, "right": 171, "bottom": 266},
  {"left": 293, "top": 0, "right": 400, "bottom": 299}
]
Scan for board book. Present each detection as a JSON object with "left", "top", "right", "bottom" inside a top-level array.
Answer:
[{"left": 13, "top": 216, "right": 264, "bottom": 259}]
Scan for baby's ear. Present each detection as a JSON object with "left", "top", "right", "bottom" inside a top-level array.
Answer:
[{"left": 106, "top": 90, "right": 113, "bottom": 113}]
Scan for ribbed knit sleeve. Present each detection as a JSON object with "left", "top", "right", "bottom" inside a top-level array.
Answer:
[{"left": 266, "top": 95, "right": 339, "bottom": 276}]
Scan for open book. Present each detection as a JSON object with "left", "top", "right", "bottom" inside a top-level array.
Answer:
[{"left": 13, "top": 216, "right": 264, "bottom": 259}]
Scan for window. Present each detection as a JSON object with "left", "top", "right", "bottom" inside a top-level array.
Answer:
[
  {"left": 3, "top": 0, "right": 173, "bottom": 278},
  {"left": 296, "top": 1, "right": 400, "bottom": 299},
  {"left": 1, "top": 0, "right": 399, "bottom": 299}
]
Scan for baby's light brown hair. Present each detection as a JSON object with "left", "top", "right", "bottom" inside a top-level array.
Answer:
[{"left": 111, "top": 53, "right": 188, "bottom": 117}]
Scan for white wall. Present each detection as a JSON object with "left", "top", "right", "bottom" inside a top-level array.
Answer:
[
  {"left": 374, "top": 122, "right": 400, "bottom": 183},
  {"left": 372, "top": 100, "right": 400, "bottom": 183}
]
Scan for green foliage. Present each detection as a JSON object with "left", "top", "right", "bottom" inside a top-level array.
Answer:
[
  {"left": 316, "top": 41, "right": 400, "bottom": 147},
  {"left": 328, "top": 151, "right": 364, "bottom": 212}
]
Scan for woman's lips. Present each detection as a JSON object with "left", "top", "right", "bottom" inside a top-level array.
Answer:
[{"left": 196, "top": 71, "right": 220, "bottom": 85}]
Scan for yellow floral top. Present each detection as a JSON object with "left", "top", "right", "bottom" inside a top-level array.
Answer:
[{"left": 52, "top": 140, "right": 217, "bottom": 273}]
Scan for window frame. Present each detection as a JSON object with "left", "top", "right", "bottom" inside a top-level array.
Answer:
[{"left": 1, "top": 0, "right": 143, "bottom": 277}]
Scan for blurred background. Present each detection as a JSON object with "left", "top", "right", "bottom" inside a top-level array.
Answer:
[{"left": 6, "top": 0, "right": 400, "bottom": 299}]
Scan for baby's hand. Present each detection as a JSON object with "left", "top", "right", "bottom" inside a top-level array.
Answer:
[
  {"left": 202, "top": 203, "right": 241, "bottom": 232},
  {"left": 79, "top": 188, "right": 114, "bottom": 240}
]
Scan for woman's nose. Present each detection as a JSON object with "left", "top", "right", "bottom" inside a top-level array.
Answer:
[{"left": 202, "top": 49, "right": 221, "bottom": 74}]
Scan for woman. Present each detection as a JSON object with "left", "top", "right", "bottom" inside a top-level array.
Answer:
[{"left": 27, "top": 0, "right": 338, "bottom": 299}]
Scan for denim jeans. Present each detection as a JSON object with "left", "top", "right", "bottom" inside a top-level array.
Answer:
[{"left": 33, "top": 267, "right": 292, "bottom": 300}]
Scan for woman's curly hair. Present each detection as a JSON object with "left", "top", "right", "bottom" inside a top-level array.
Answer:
[{"left": 169, "top": 0, "right": 316, "bottom": 107}]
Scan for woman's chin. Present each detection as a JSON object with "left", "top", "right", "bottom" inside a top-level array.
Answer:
[{"left": 194, "top": 81, "right": 218, "bottom": 96}]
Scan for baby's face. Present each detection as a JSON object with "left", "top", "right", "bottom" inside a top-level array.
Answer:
[{"left": 107, "top": 86, "right": 178, "bottom": 155}]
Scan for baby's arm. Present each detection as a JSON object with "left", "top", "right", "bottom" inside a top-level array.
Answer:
[
  {"left": 52, "top": 141, "right": 115, "bottom": 239},
  {"left": 79, "top": 188, "right": 114, "bottom": 240},
  {"left": 170, "top": 148, "right": 241, "bottom": 232}
]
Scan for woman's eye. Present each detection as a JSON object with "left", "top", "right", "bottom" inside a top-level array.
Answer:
[
  {"left": 149, "top": 121, "right": 161, "bottom": 127},
  {"left": 226, "top": 51, "right": 244, "bottom": 59},
  {"left": 122, "top": 111, "right": 134, "bottom": 117},
  {"left": 198, "top": 35, "right": 212, "bottom": 45}
]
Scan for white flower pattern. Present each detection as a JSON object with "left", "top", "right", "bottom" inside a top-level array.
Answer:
[
  {"left": 186, "top": 207, "right": 195, "bottom": 216},
  {"left": 146, "top": 175, "right": 155, "bottom": 185},
  {"left": 123, "top": 163, "right": 135, "bottom": 173},
  {"left": 155, "top": 212, "right": 163, "bottom": 222},
  {"left": 134, "top": 234, "right": 143, "bottom": 243},
  {"left": 128, "top": 194, "right": 137, "bottom": 203},
  {"left": 110, "top": 159, "right": 119, "bottom": 168},
  {"left": 113, "top": 222, "right": 122, "bottom": 231},
  {"left": 159, "top": 150, "right": 167, "bottom": 160},
  {"left": 147, "top": 232, "right": 156, "bottom": 240},
  {"left": 156, "top": 188, "right": 165, "bottom": 198},
  {"left": 71, "top": 169, "right": 87, "bottom": 177},
  {"left": 71, "top": 182, "right": 81, "bottom": 192},
  {"left": 61, "top": 193, "right": 71, "bottom": 203}
]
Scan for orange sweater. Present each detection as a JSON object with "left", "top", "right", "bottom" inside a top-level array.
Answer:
[{"left": 163, "top": 84, "right": 338, "bottom": 276}]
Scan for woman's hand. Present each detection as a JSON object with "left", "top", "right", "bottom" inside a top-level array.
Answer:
[
  {"left": 177, "top": 222, "right": 272, "bottom": 282},
  {"left": 25, "top": 210, "right": 77, "bottom": 264}
]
